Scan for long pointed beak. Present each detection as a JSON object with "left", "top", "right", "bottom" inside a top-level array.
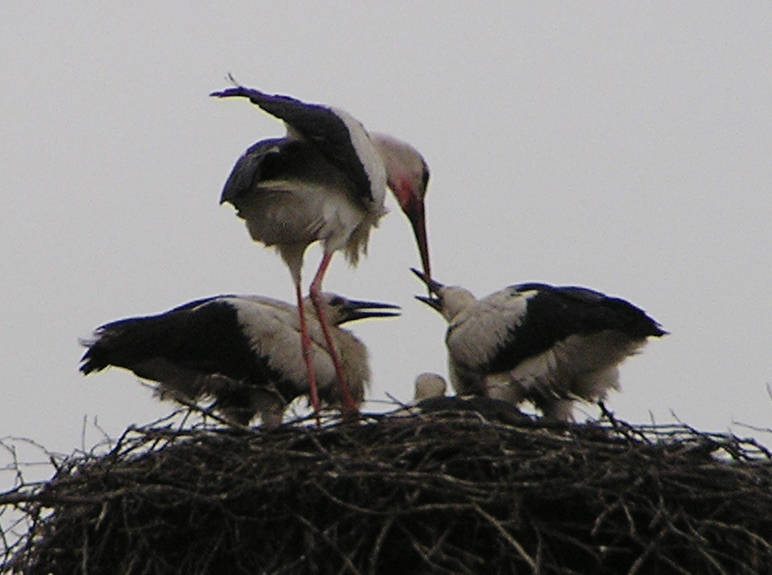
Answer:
[
  {"left": 338, "top": 299, "right": 401, "bottom": 324},
  {"left": 411, "top": 268, "right": 445, "bottom": 312},
  {"left": 415, "top": 294, "right": 443, "bottom": 313},
  {"left": 407, "top": 201, "right": 431, "bottom": 286}
]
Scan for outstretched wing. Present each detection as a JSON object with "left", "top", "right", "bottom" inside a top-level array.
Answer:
[{"left": 212, "top": 84, "right": 384, "bottom": 206}]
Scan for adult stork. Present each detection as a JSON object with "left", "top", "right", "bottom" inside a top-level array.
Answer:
[
  {"left": 412, "top": 270, "right": 666, "bottom": 421},
  {"left": 211, "top": 82, "right": 431, "bottom": 419},
  {"left": 80, "top": 293, "right": 399, "bottom": 428}
]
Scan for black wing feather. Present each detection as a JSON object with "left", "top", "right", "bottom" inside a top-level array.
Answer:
[
  {"left": 488, "top": 284, "right": 665, "bottom": 373},
  {"left": 220, "top": 138, "right": 334, "bottom": 206},
  {"left": 212, "top": 85, "right": 373, "bottom": 200},
  {"left": 80, "top": 298, "right": 282, "bottom": 388},
  {"left": 220, "top": 138, "right": 287, "bottom": 205}
]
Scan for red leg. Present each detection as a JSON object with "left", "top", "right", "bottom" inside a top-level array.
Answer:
[
  {"left": 309, "top": 252, "right": 359, "bottom": 417},
  {"left": 296, "top": 282, "right": 321, "bottom": 427}
]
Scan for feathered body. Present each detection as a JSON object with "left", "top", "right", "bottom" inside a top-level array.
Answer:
[
  {"left": 80, "top": 294, "right": 398, "bottom": 427},
  {"left": 212, "top": 83, "right": 431, "bottom": 417},
  {"left": 220, "top": 137, "right": 383, "bottom": 279},
  {"left": 212, "top": 84, "right": 431, "bottom": 286},
  {"left": 414, "top": 271, "right": 666, "bottom": 420}
]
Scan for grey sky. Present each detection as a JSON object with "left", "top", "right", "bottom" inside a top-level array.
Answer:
[{"left": 2, "top": 4, "right": 771, "bottom": 465}]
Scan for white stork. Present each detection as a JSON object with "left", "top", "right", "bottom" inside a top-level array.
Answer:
[
  {"left": 412, "top": 269, "right": 666, "bottom": 421},
  {"left": 211, "top": 83, "right": 431, "bottom": 420},
  {"left": 80, "top": 293, "right": 399, "bottom": 428}
]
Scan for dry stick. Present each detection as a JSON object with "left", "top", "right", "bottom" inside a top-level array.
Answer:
[
  {"left": 367, "top": 514, "right": 396, "bottom": 575},
  {"left": 652, "top": 553, "right": 694, "bottom": 575},
  {"left": 699, "top": 518, "right": 772, "bottom": 553},
  {"left": 292, "top": 512, "right": 363, "bottom": 575},
  {"left": 398, "top": 522, "right": 475, "bottom": 575},
  {"left": 695, "top": 546, "right": 731, "bottom": 575},
  {"left": 533, "top": 528, "right": 551, "bottom": 575},
  {"left": 435, "top": 537, "right": 484, "bottom": 575},
  {"left": 424, "top": 524, "right": 454, "bottom": 564},
  {"left": 80, "top": 520, "right": 89, "bottom": 575},
  {"left": 677, "top": 516, "right": 732, "bottom": 575},
  {"left": 297, "top": 425, "right": 347, "bottom": 473},
  {"left": 591, "top": 496, "right": 624, "bottom": 537},
  {"left": 161, "top": 392, "right": 256, "bottom": 432},
  {"left": 472, "top": 503, "right": 539, "bottom": 573},
  {"left": 626, "top": 522, "right": 672, "bottom": 575}
]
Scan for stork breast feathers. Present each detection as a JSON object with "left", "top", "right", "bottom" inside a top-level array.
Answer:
[
  {"left": 447, "top": 292, "right": 529, "bottom": 370},
  {"left": 229, "top": 299, "right": 335, "bottom": 388}
]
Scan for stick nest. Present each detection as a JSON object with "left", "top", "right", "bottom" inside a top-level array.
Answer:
[{"left": 2, "top": 409, "right": 772, "bottom": 575}]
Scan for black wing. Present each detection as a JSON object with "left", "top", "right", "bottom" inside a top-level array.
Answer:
[
  {"left": 487, "top": 284, "right": 665, "bottom": 373},
  {"left": 220, "top": 138, "right": 333, "bottom": 206},
  {"left": 80, "top": 297, "right": 281, "bottom": 388},
  {"left": 212, "top": 85, "right": 374, "bottom": 201},
  {"left": 220, "top": 138, "right": 286, "bottom": 205}
]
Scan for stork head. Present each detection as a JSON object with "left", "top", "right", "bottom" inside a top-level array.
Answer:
[
  {"left": 314, "top": 293, "right": 401, "bottom": 326},
  {"left": 370, "top": 133, "right": 432, "bottom": 282},
  {"left": 411, "top": 269, "right": 478, "bottom": 322},
  {"left": 413, "top": 373, "right": 447, "bottom": 402}
]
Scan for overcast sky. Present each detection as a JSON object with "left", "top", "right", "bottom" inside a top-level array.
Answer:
[{"left": 2, "top": 4, "right": 771, "bottom": 475}]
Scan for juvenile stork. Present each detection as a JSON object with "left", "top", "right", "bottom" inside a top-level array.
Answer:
[
  {"left": 211, "top": 83, "right": 431, "bottom": 419},
  {"left": 80, "top": 293, "right": 399, "bottom": 428},
  {"left": 401, "top": 373, "right": 527, "bottom": 424},
  {"left": 412, "top": 270, "right": 666, "bottom": 421}
]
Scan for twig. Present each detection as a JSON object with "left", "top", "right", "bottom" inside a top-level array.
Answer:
[{"left": 472, "top": 503, "right": 538, "bottom": 573}]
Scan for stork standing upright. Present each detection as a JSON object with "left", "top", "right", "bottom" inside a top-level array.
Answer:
[
  {"left": 412, "top": 270, "right": 666, "bottom": 420},
  {"left": 80, "top": 293, "right": 399, "bottom": 428},
  {"left": 211, "top": 83, "right": 431, "bottom": 419}
]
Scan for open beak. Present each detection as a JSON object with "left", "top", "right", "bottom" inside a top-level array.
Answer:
[
  {"left": 411, "top": 268, "right": 444, "bottom": 312},
  {"left": 411, "top": 268, "right": 443, "bottom": 295},
  {"left": 415, "top": 294, "right": 443, "bottom": 313},
  {"left": 338, "top": 298, "right": 401, "bottom": 324}
]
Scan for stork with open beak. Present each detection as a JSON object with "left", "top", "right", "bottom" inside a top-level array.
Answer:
[
  {"left": 80, "top": 293, "right": 399, "bottom": 428},
  {"left": 412, "top": 269, "right": 666, "bottom": 421},
  {"left": 211, "top": 82, "right": 431, "bottom": 420}
]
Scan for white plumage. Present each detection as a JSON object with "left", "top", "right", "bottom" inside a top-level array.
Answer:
[
  {"left": 211, "top": 83, "right": 432, "bottom": 418},
  {"left": 413, "top": 270, "right": 666, "bottom": 420},
  {"left": 413, "top": 372, "right": 448, "bottom": 402},
  {"left": 80, "top": 293, "right": 399, "bottom": 428}
]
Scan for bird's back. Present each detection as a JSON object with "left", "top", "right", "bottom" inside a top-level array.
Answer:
[
  {"left": 80, "top": 297, "right": 283, "bottom": 392},
  {"left": 484, "top": 284, "right": 665, "bottom": 373},
  {"left": 444, "top": 283, "right": 665, "bottom": 417},
  {"left": 81, "top": 295, "right": 371, "bottom": 423}
]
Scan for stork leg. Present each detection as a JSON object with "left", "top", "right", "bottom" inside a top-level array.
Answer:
[
  {"left": 309, "top": 251, "right": 359, "bottom": 417},
  {"left": 295, "top": 282, "right": 321, "bottom": 427}
]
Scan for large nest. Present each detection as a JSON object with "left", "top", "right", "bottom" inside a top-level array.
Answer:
[{"left": 2, "top": 408, "right": 772, "bottom": 575}]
